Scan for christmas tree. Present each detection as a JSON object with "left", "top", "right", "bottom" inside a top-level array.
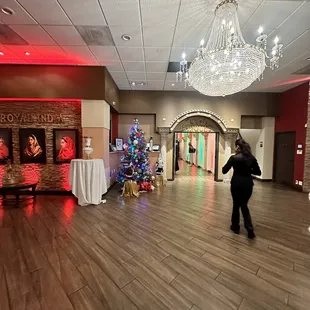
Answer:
[{"left": 117, "top": 118, "right": 153, "bottom": 184}]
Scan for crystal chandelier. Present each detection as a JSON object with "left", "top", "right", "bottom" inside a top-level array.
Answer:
[{"left": 177, "top": 0, "right": 283, "bottom": 97}]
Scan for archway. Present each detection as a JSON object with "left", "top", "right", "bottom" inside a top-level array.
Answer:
[
  {"left": 172, "top": 114, "right": 224, "bottom": 181},
  {"left": 158, "top": 110, "right": 239, "bottom": 182}
]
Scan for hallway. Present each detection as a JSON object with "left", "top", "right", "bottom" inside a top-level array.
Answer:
[{"left": 1, "top": 178, "right": 310, "bottom": 310}]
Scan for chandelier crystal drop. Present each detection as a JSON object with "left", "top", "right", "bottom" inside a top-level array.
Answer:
[{"left": 177, "top": 0, "right": 283, "bottom": 97}]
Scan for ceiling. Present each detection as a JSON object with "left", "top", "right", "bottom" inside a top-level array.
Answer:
[{"left": 0, "top": 0, "right": 310, "bottom": 93}]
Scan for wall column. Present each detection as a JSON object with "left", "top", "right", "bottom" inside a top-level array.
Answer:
[
  {"left": 82, "top": 100, "right": 111, "bottom": 187},
  {"left": 158, "top": 127, "right": 170, "bottom": 180}
]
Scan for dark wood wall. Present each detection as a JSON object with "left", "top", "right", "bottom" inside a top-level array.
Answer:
[{"left": 0, "top": 65, "right": 108, "bottom": 100}]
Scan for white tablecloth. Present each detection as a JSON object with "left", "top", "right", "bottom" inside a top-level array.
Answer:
[{"left": 69, "top": 159, "right": 107, "bottom": 206}]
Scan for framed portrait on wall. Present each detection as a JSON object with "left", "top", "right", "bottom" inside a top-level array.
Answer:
[
  {"left": 115, "top": 138, "right": 123, "bottom": 151},
  {"left": 53, "top": 129, "right": 78, "bottom": 164},
  {"left": 0, "top": 128, "right": 13, "bottom": 164},
  {"left": 19, "top": 128, "right": 46, "bottom": 164}
]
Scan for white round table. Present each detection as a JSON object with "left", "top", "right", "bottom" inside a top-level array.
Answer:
[{"left": 69, "top": 159, "right": 107, "bottom": 206}]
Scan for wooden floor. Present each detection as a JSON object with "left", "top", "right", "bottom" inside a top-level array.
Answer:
[{"left": 1, "top": 162, "right": 310, "bottom": 310}]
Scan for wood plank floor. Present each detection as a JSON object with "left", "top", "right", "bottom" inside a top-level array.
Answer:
[{"left": 1, "top": 162, "right": 310, "bottom": 310}]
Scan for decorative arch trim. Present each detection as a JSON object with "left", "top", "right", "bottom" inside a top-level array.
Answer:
[{"left": 170, "top": 109, "right": 228, "bottom": 133}]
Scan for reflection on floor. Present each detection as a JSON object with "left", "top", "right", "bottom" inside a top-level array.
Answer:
[
  {"left": 1, "top": 173, "right": 310, "bottom": 309},
  {"left": 176, "top": 160, "right": 214, "bottom": 180}
]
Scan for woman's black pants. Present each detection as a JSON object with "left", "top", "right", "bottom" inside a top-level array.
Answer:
[{"left": 230, "top": 185, "right": 254, "bottom": 231}]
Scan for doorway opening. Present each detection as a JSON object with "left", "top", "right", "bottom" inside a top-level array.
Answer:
[
  {"left": 173, "top": 131, "right": 219, "bottom": 181},
  {"left": 274, "top": 131, "right": 296, "bottom": 186}
]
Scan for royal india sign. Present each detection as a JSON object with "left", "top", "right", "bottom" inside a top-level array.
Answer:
[{"left": 0, "top": 113, "right": 64, "bottom": 124}]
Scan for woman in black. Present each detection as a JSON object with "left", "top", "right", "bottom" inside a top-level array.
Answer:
[{"left": 222, "top": 139, "right": 261, "bottom": 239}]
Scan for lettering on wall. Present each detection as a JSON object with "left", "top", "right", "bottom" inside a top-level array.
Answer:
[{"left": 0, "top": 113, "right": 64, "bottom": 124}]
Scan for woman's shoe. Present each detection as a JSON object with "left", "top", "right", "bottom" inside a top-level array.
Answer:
[
  {"left": 230, "top": 225, "right": 240, "bottom": 234},
  {"left": 247, "top": 230, "right": 256, "bottom": 239}
]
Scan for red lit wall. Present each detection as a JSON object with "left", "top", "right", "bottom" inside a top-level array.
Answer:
[{"left": 275, "top": 83, "right": 309, "bottom": 182}]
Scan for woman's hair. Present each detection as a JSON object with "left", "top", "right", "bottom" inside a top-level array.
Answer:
[{"left": 235, "top": 139, "right": 252, "bottom": 157}]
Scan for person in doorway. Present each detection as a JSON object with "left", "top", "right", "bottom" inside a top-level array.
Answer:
[
  {"left": 188, "top": 142, "right": 195, "bottom": 166},
  {"left": 175, "top": 140, "right": 180, "bottom": 172},
  {"left": 222, "top": 139, "right": 261, "bottom": 239}
]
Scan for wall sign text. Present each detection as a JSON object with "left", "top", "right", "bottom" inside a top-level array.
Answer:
[{"left": 0, "top": 113, "right": 64, "bottom": 124}]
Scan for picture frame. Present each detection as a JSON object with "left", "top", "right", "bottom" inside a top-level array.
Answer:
[
  {"left": 53, "top": 129, "right": 78, "bottom": 164},
  {"left": 0, "top": 128, "right": 13, "bottom": 164},
  {"left": 19, "top": 128, "right": 46, "bottom": 164},
  {"left": 115, "top": 138, "right": 123, "bottom": 151}
]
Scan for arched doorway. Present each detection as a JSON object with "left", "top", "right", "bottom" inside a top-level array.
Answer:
[
  {"left": 172, "top": 115, "right": 225, "bottom": 181},
  {"left": 158, "top": 110, "right": 239, "bottom": 182}
]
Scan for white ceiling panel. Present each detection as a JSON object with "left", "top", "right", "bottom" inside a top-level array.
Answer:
[
  {"left": 268, "top": 2, "right": 310, "bottom": 47},
  {"left": 237, "top": 0, "right": 264, "bottom": 27},
  {"left": 131, "top": 84, "right": 147, "bottom": 90},
  {"left": 26, "top": 58, "right": 77, "bottom": 65},
  {"left": 109, "top": 71, "right": 127, "bottom": 80},
  {"left": 89, "top": 46, "right": 120, "bottom": 61},
  {"left": 126, "top": 71, "right": 146, "bottom": 80},
  {"left": 99, "top": 0, "right": 141, "bottom": 26},
  {"left": 57, "top": 0, "right": 107, "bottom": 26},
  {"left": 113, "top": 79, "right": 130, "bottom": 88},
  {"left": 0, "top": 0, "right": 37, "bottom": 24},
  {"left": 242, "top": 27, "right": 273, "bottom": 45},
  {"left": 140, "top": 0, "right": 181, "bottom": 27},
  {"left": 6, "top": 45, "right": 45, "bottom": 58},
  {"left": 243, "top": 1, "right": 302, "bottom": 30},
  {"left": 143, "top": 27, "right": 175, "bottom": 47},
  {"left": 43, "top": 26, "right": 85, "bottom": 46},
  {"left": 177, "top": 0, "right": 214, "bottom": 29},
  {"left": 9, "top": 25, "right": 56, "bottom": 45},
  {"left": 122, "top": 61, "right": 145, "bottom": 72},
  {"left": 117, "top": 47, "right": 144, "bottom": 61},
  {"left": 101, "top": 61, "right": 124, "bottom": 71},
  {"left": 62, "top": 46, "right": 98, "bottom": 64},
  {"left": 144, "top": 47, "right": 170, "bottom": 62},
  {"left": 146, "top": 72, "right": 166, "bottom": 80},
  {"left": 0, "top": 45, "right": 19, "bottom": 57},
  {"left": 170, "top": 47, "right": 197, "bottom": 62},
  {"left": 17, "top": 0, "right": 71, "bottom": 25},
  {"left": 110, "top": 26, "right": 143, "bottom": 47},
  {"left": 145, "top": 61, "right": 168, "bottom": 73},
  {"left": 166, "top": 72, "right": 177, "bottom": 82},
  {"left": 173, "top": 27, "right": 210, "bottom": 48},
  {"left": 33, "top": 45, "right": 69, "bottom": 59},
  {"left": 147, "top": 80, "right": 164, "bottom": 90}
]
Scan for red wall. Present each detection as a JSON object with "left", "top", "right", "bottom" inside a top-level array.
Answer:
[{"left": 275, "top": 83, "right": 309, "bottom": 182}]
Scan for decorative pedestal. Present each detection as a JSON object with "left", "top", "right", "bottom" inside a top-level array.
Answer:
[
  {"left": 122, "top": 181, "right": 140, "bottom": 197},
  {"left": 154, "top": 175, "right": 165, "bottom": 187},
  {"left": 69, "top": 159, "right": 107, "bottom": 206}
]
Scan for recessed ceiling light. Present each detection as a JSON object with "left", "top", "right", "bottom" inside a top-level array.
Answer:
[
  {"left": 121, "top": 34, "right": 131, "bottom": 41},
  {"left": 131, "top": 82, "right": 135, "bottom": 86},
  {"left": 140, "top": 82, "right": 144, "bottom": 86},
  {"left": 1, "top": 7, "right": 15, "bottom": 15},
  {"left": 0, "top": 52, "right": 3, "bottom": 56},
  {"left": 25, "top": 52, "right": 30, "bottom": 56},
  {"left": 112, "top": 101, "right": 116, "bottom": 106},
  {"left": 172, "top": 83, "right": 175, "bottom": 86}
]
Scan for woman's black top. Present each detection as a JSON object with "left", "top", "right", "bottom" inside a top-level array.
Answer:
[{"left": 222, "top": 153, "right": 261, "bottom": 186}]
